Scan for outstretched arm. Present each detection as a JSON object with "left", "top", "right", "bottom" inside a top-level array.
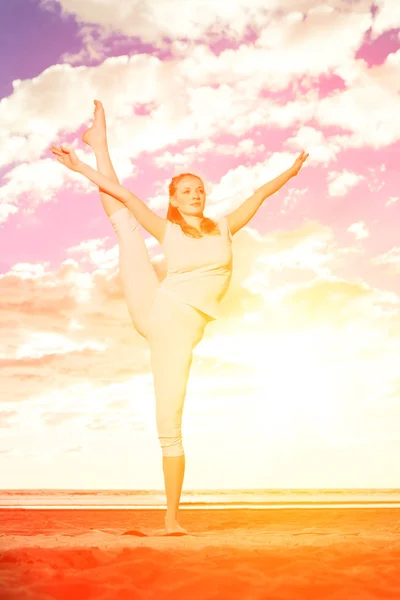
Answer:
[
  {"left": 50, "top": 145, "right": 166, "bottom": 242},
  {"left": 225, "top": 151, "right": 309, "bottom": 236}
]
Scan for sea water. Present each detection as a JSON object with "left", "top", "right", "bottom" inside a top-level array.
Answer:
[{"left": 1, "top": 488, "right": 400, "bottom": 509}]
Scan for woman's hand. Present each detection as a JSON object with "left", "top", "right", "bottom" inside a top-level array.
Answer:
[
  {"left": 290, "top": 150, "right": 309, "bottom": 177},
  {"left": 49, "top": 145, "right": 83, "bottom": 172}
]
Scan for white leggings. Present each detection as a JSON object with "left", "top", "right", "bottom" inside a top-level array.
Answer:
[{"left": 109, "top": 206, "right": 210, "bottom": 457}]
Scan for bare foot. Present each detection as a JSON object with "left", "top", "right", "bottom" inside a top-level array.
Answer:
[
  {"left": 164, "top": 515, "right": 188, "bottom": 535},
  {"left": 82, "top": 99, "right": 107, "bottom": 148}
]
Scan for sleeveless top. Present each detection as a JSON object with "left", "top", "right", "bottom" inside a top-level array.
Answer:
[{"left": 158, "top": 216, "right": 233, "bottom": 320}]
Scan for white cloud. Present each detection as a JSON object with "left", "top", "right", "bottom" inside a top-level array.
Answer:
[
  {"left": 60, "top": 25, "right": 106, "bottom": 65},
  {"left": 327, "top": 170, "right": 365, "bottom": 197},
  {"left": 0, "top": 0, "right": 398, "bottom": 225},
  {"left": 2, "top": 191, "right": 400, "bottom": 487},
  {"left": 386, "top": 196, "right": 399, "bottom": 207},
  {"left": 317, "top": 51, "right": 400, "bottom": 149},
  {"left": 280, "top": 187, "right": 308, "bottom": 214},
  {"left": 154, "top": 138, "right": 266, "bottom": 169},
  {"left": 373, "top": 247, "right": 400, "bottom": 274},
  {"left": 371, "top": 0, "right": 400, "bottom": 38},
  {"left": 0, "top": 159, "right": 74, "bottom": 222},
  {"left": 285, "top": 126, "right": 341, "bottom": 164},
  {"left": 0, "top": 1, "right": 376, "bottom": 171},
  {"left": 67, "top": 238, "right": 119, "bottom": 273},
  {"left": 212, "top": 151, "right": 305, "bottom": 207},
  {"left": 39, "top": 0, "right": 382, "bottom": 60},
  {"left": 9, "top": 263, "right": 51, "bottom": 279},
  {"left": 348, "top": 221, "right": 370, "bottom": 240},
  {"left": 40, "top": 0, "right": 285, "bottom": 46},
  {"left": 255, "top": 4, "right": 372, "bottom": 77},
  {"left": 256, "top": 221, "right": 337, "bottom": 279},
  {"left": 16, "top": 331, "right": 106, "bottom": 360},
  {"left": 0, "top": 203, "right": 18, "bottom": 223}
]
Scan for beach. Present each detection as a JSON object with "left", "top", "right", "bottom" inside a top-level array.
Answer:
[{"left": 1, "top": 507, "right": 399, "bottom": 599}]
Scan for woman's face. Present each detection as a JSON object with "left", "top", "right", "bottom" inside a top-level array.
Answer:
[{"left": 171, "top": 176, "right": 205, "bottom": 216}]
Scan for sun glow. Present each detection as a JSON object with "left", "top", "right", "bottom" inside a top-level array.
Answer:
[{"left": 201, "top": 327, "right": 343, "bottom": 444}]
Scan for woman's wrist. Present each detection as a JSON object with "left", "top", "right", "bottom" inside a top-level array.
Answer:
[{"left": 77, "top": 160, "right": 89, "bottom": 175}]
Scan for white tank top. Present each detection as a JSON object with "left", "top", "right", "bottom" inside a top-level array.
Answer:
[{"left": 159, "top": 216, "right": 233, "bottom": 320}]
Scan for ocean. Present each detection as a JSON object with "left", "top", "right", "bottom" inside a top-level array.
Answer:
[{"left": 1, "top": 489, "right": 400, "bottom": 509}]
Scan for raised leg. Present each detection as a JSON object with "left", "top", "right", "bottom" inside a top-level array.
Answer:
[
  {"left": 82, "top": 99, "right": 125, "bottom": 217},
  {"left": 83, "top": 100, "right": 158, "bottom": 336},
  {"left": 108, "top": 209, "right": 159, "bottom": 337}
]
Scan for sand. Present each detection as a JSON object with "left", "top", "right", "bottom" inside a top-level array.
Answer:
[{"left": 1, "top": 507, "right": 400, "bottom": 599}]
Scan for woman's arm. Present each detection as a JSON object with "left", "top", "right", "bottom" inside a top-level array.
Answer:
[
  {"left": 50, "top": 145, "right": 167, "bottom": 242},
  {"left": 225, "top": 151, "right": 309, "bottom": 236}
]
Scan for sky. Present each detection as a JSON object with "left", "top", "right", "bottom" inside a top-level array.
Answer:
[{"left": 1, "top": 0, "right": 400, "bottom": 490}]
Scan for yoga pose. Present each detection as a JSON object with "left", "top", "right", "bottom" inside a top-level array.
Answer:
[{"left": 50, "top": 100, "right": 308, "bottom": 534}]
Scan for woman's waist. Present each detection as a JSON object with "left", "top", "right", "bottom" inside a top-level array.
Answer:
[{"left": 156, "top": 286, "right": 220, "bottom": 320}]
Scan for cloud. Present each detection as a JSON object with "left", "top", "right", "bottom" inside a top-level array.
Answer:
[
  {"left": 67, "top": 238, "right": 119, "bottom": 272},
  {"left": 39, "top": 0, "right": 381, "bottom": 59},
  {"left": 281, "top": 277, "right": 371, "bottom": 321},
  {"left": 371, "top": 0, "right": 400, "bottom": 38},
  {"left": 2, "top": 199, "right": 400, "bottom": 487},
  {"left": 348, "top": 221, "right": 370, "bottom": 240},
  {"left": 327, "top": 170, "right": 365, "bottom": 197},
  {"left": 2, "top": 2, "right": 397, "bottom": 224},
  {"left": 316, "top": 51, "right": 400, "bottom": 149},
  {"left": 154, "top": 138, "right": 266, "bottom": 170},
  {"left": 255, "top": 4, "right": 372, "bottom": 78},
  {"left": 285, "top": 126, "right": 341, "bottom": 164},
  {"left": 0, "top": 411, "right": 18, "bottom": 428},
  {"left": 60, "top": 25, "right": 108, "bottom": 65},
  {"left": 42, "top": 411, "right": 84, "bottom": 426},
  {"left": 372, "top": 247, "right": 400, "bottom": 274},
  {"left": 280, "top": 187, "right": 309, "bottom": 214},
  {"left": 0, "top": 159, "right": 80, "bottom": 223},
  {"left": 41, "top": 0, "right": 276, "bottom": 46},
  {"left": 386, "top": 196, "right": 399, "bottom": 207},
  {"left": 0, "top": 256, "right": 152, "bottom": 403},
  {"left": 1, "top": 199, "right": 383, "bottom": 408}
]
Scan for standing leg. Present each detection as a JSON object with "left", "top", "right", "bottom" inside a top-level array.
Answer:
[
  {"left": 147, "top": 291, "right": 208, "bottom": 533},
  {"left": 82, "top": 100, "right": 159, "bottom": 337}
]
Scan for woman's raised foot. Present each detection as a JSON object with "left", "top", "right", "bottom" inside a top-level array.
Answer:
[{"left": 82, "top": 99, "right": 107, "bottom": 148}]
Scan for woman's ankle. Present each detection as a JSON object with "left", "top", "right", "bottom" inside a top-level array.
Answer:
[
  {"left": 93, "top": 141, "right": 109, "bottom": 155},
  {"left": 165, "top": 510, "right": 179, "bottom": 522}
]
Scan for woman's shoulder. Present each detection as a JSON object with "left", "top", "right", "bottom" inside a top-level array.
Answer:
[
  {"left": 216, "top": 215, "right": 232, "bottom": 240},
  {"left": 161, "top": 219, "right": 177, "bottom": 245}
]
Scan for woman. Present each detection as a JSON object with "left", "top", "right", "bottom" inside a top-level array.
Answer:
[{"left": 50, "top": 100, "right": 308, "bottom": 534}]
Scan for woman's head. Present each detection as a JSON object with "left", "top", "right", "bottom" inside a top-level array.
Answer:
[
  {"left": 168, "top": 173, "right": 205, "bottom": 218},
  {"left": 166, "top": 172, "right": 220, "bottom": 238}
]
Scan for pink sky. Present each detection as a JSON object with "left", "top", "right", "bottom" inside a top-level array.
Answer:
[{"left": 1, "top": 0, "right": 400, "bottom": 490}]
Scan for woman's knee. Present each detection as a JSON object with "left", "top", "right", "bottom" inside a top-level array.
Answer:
[
  {"left": 158, "top": 423, "right": 185, "bottom": 457},
  {"left": 108, "top": 206, "right": 132, "bottom": 233},
  {"left": 159, "top": 437, "right": 184, "bottom": 457}
]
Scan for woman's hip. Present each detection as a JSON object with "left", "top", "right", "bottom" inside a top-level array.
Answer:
[{"left": 146, "top": 289, "right": 209, "bottom": 349}]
